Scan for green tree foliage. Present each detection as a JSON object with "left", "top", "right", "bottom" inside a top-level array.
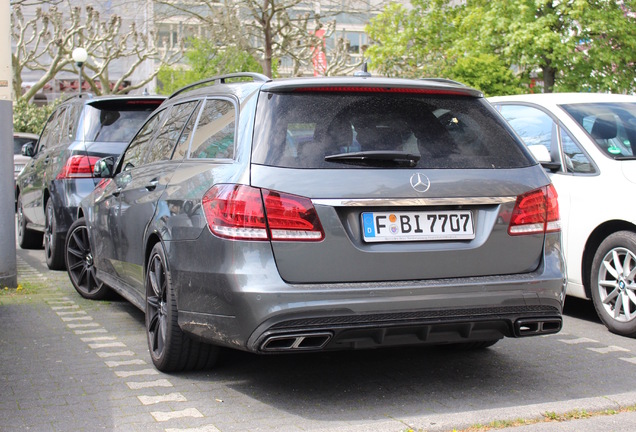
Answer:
[
  {"left": 157, "top": 39, "right": 264, "bottom": 95},
  {"left": 12, "top": 99, "right": 60, "bottom": 134},
  {"left": 366, "top": 0, "right": 636, "bottom": 94}
]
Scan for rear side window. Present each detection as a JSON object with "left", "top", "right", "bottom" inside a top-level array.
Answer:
[
  {"left": 252, "top": 92, "right": 532, "bottom": 169},
  {"left": 80, "top": 99, "right": 164, "bottom": 143},
  {"left": 188, "top": 98, "right": 236, "bottom": 159},
  {"left": 145, "top": 101, "right": 200, "bottom": 164}
]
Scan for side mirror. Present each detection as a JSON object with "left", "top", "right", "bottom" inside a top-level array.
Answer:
[
  {"left": 93, "top": 156, "right": 115, "bottom": 178},
  {"left": 528, "top": 145, "right": 561, "bottom": 172},
  {"left": 22, "top": 142, "right": 35, "bottom": 157}
]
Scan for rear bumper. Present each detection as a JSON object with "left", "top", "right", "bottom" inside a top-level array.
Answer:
[
  {"left": 176, "top": 265, "right": 566, "bottom": 353},
  {"left": 172, "top": 230, "right": 566, "bottom": 353}
]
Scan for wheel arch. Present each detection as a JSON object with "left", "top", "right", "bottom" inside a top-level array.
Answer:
[{"left": 582, "top": 220, "right": 636, "bottom": 298}]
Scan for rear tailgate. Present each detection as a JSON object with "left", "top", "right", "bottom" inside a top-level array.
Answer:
[{"left": 251, "top": 165, "right": 550, "bottom": 283}]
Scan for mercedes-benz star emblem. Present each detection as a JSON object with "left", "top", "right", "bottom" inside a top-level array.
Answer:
[{"left": 410, "top": 173, "right": 430, "bottom": 193}]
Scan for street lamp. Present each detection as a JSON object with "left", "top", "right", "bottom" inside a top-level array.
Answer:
[{"left": 72, "top": 47, "right": 88, "bottom": 94}]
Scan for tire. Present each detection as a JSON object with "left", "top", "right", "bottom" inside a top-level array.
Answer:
[
  {"left": 65, "top": 217, "right": 111, "bottom": 300},
  {"left": 44, "top": 199, "right": 66, "bottom": 270},
  {"left": 145, "top": 242, "right": 219, "bottom": 372},
  {"left": 16, "top": 194, "right": 43, "bottom": 249},
  {"left": 590, "top": 231, "right": 636, "bottom": 337}
]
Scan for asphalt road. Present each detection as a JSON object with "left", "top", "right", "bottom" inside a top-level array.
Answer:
[{"left": 2, "top": 242, "right": 636, "bottom": 432}]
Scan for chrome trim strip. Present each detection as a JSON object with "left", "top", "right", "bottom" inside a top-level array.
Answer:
[{"left": 312, "top": 197, "right": 516, "bottom": 207}]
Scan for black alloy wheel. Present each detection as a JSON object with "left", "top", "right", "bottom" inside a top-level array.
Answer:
[
  {"left": 65, "top": 217, "right": 110, "bottom": 300},
  {"left": 44, "top": 199, "right": 66, "bottom": 270},
  {"left": 145, "top": 242, "right": 219, "bottom": 372}
]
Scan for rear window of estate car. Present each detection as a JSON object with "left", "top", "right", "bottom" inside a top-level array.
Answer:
[
  {"left": 82, "top": 99, "right": 163, "bottom": 143},
  {"left": 251, "top": 92, "right": 533, "bottom": 169}
]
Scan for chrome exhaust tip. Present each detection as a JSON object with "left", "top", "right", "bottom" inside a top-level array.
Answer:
[
  {"left": 515, "top": 318, "right": 562, "bottom": 337},
  {"left": 260, "top": 332, "right": 332, "bottom": 352}
]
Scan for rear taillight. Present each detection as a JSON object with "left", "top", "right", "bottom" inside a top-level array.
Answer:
[
  {"left": 56, "top": 155, "right": 101, "bottom": 179},
  {"left": 508, "top": 185, "right": 560, "bottom": 236},
  {"left": 202, "top": 184, "right": 324, "bottom": 242}
]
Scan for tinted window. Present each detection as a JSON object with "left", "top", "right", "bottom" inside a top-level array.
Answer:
[
  {"left": 37, "top": 107, "right": 67, "bottom": 153},
  {"left": 81, "top": 99, "right": 163, "bottom": 143},
  {"left": 561, "top": 102, "right": 636, "bottom": 159},
  {"left": 173, "top": 101, "right": 201, "bottom": 160},
  {"left": 121, "top": 110, "right": 167, "bottom": 171},
  {"left": 189, "top": 98, "right": 236, "bottom": 159},
  {"left": 252, "top": 92, "right": 531, "bottom": 169},
  {"left": 145, "top": 101, "right": 199, "bottom": 164}
]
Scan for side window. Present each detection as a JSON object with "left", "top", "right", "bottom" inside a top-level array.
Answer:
[
  {"left": 65, "top": 103, "right": 82, "bottom": 141},
  {"left": 189, "top": 98, "right": 236, "bottom": 159},
  {"left": 37, "top": 107, "right": 66, "bottom": 153},
  {"left": 498, "top": 104, "right": 561, "bottom": 170},
  {"left": 499, "top": 104, "right": 557, "bottom": 153},
  {"left": 173, "top": 101, "right": 201, "bottom": 160},
  {"left": 121, "top": 109, "right": 167, "bottom": 171},
  {"left": 560, "top": 126, "right": 595, "bottom": 174},
  {"left": 145, "top": 101, "right": 199, "bottom": 164}
]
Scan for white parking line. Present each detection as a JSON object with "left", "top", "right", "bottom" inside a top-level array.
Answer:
[
  {"left": 96, "top": 350, "right": 136, "bottom": 358},
  {"left": 558, "top": 337, "right": 598, "bottom": 344},
  {"left": 166, "top": 425, "right": 221, "bottom": 432},
  {"left": 105, "top": 359, "right": 146, "bottom": 368},
  {"left": 80, "top": 336, "right": 117, "bottom": 342},
  {"left": 138, "top": 393, "right": 187, "bottom": 405},
  {"left": 51, "top": 305, "right": 80, "bottom": 310},
  {"left": 587, "top": 345, "right": 630, "bottom": 354},
  {"left": 165, "top": 426, "right": 221, "bottom": 432},
  {"left": 151, "top": 408, "right": 203, "bottom": 422},
  {"left": 620, "top": 357, "right": 636, "bottom": 365},
  {"left": 127, "top": 379, "right": 173, "bottom": 390},
  {"left": 67, "top": 322, "right": 100, "bottom": 328},
  {"left": 89, "top": 342, "right": 127, "bottom": 349},
  {"left": 61, "top": 316, "right": 93, "bottom": 322},
  {"left": 74, "top": 328, "right": 108, "bottom": 335},
  {"left": 56, "top": 310, "right": 87, "bottom": 316},
  {"left": 115, "top": 369, "right": 159, "bottom": 378}
]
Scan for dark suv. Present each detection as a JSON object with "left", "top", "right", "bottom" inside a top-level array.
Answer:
[
  {"left": 16, "top": 94, "right": 165, "bottom": 269},
  {"left": 67, "top": 73, "right": 566, "bottom": 372}
]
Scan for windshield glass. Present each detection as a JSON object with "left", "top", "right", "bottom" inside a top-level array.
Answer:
[
  {"left": 252, "top": 92, "right": 532, "bottom": 169},
  {"left": 561, "top": 102, "right": 636, "bottom": 159}
]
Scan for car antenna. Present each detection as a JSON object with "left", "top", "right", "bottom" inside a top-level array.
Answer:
[{"left": 354, "top": 61, "right": 372, "bottom": 78}]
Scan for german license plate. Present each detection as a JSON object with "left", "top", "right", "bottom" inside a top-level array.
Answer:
[{"left": 361, "top": 210, "right": 475, "bottom": 242}]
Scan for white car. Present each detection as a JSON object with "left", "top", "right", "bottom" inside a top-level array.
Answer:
[
  {"left": 490, "top": 93, "right": 636, "bottom": 337},
  {"left": 13, "top": 132, "right": 38, "bottom": 181}
]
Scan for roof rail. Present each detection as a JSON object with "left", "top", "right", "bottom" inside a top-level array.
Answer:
[{"left": 168, "top": 72, "right": 271, "bottom": 99}]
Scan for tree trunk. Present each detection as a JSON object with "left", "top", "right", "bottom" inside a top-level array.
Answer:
[{"left": 542, "top": 63, "right": 556, "bottom": 93}]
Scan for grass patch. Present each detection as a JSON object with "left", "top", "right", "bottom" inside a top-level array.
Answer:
[
  {"left": 405, "top": 404, "right": 636, "bottom": 431},
  {"left": 0, "top": 281, "right": 52, "bottom": 304}
]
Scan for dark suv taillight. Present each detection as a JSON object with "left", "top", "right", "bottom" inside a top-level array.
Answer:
[
  {"left": 56, "top": 155, "right": 101, "bottom": 179},
  {"left": 202, "top": 184, "right": 324, "bottom": 242},
  {"left": 508, "top": 185, "right": 560, "bottom": 235}
]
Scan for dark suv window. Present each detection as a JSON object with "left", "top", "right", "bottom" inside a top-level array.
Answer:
[
  {"left": 252, "top": 92, "right": 532, "bottom": 169},
  {"left": 80, "top": 99, "right": 165, "bottom": 143}
]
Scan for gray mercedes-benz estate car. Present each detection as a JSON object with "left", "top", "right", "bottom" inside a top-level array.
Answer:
[
  {"left": 66, "top": 73, "right": 566, "bottom": 372},
  {"left": 16, "top": 94, "right": 165, "bottom": 270}
]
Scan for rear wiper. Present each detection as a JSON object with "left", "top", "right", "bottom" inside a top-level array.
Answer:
[{"left": 325, "top": 150, "right": 421, "bottom": 167}]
